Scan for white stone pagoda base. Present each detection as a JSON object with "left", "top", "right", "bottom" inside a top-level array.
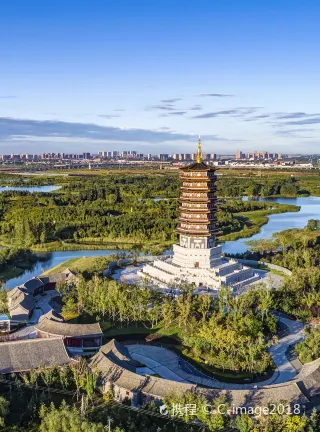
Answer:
[{"left": 138, "top": 253, "right": 260, "bottom": 291}]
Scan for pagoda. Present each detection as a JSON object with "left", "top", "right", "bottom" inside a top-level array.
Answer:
[
  {"left": 138, "top": 139, "right": 259, "bottom": 292},
  {"left": 172, "top": 138, "right": 220, "bottom": 269}
]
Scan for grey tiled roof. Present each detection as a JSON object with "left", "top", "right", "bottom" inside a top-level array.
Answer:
[
  {"left": 0, "top": 338, "right": 70, "bottom": 373},
  {"left": 39, "top": 309, "right": 64, "bottom": 323},
  {"left": 7, "top": 286, "right": 23, "bottom": 298},
  {"left": 23, "top": 277, "right": 44, "bottom": 294},
  {"left": 200, "top": 381, "right": 309, "bottom": 408},
  {"left": 296, "top": 358, "right": 320, "bottom": 398},
  {"left": 91, "top": 340, "right": 314, "bottom": 405},
  {"left": 101, "top": 339, "right": 137, "bottom": 371},
  {"left": 141, "top": 375, "right": 196, "bottom": 397},
  {"left": 91, "top": 350, "right": 146, "bottom": 391},
  {"left": 91, "top": 340, "right": 196, "bottom": 396},
  {"left": 35, "top": 318, "right": 103, "bottom": 337},
  {"left": 61, "top": 268, "right": 77, "bottom": 278},
  {"left": 296, "top": 357, "right": 320, "bottom": 380},
  {"left": 8, "top": 288, "right": 35, "bottom": 313},
  {"left": 41, "top": 269, "right": 77, "bottom": 284}
]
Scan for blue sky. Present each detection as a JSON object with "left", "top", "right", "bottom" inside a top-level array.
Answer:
[{"left": 1, "top": 0, "right": 320, "bottom": 154}]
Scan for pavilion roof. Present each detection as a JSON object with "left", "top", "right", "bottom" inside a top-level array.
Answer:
[
  {"left": 35, "top": 318, "right": 103, "bottom": 337},
  {"left": 23, "top": 277, "right": 44, "bottom": 294},
  {"left": 91, "top": 340, "right": 196, "bottom": 396},
  {"left": 99, "top": 339, "right": 137, "bottom": 371},
  {"left": 90, "top": 349, "right": 145, "bottom": 391},
  {"left": 180, "top": 161, "right": 215, "bottom": 171},
  {"left": 0, "top": 338, "right": 70, "bottom": 373},
  {"left": 8, "top": 288, "right": 35, "bottom": 313},
  {"left": 141, "top": 375, "right": 195, "bottom": 397},
  {"left": 39, "top": 309, "right": 64, "bottom": 323}
]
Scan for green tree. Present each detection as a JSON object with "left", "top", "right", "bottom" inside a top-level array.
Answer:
[
  {"left": 39, "top": 364, "right": 58, "bottom": 393},
  {"left": 307, "top": 408, "right": 320, "bottom": 432},
  {"left": 296, "top": 326, "right": 320, "bottom": 363},
  {"left": 0, "top": 396, "right": 9, "bottom": 427},
  {"left": 162, "top": 298, "right": 175, "bottom": 329},
  {"left": 235, "top": 414, "right": 254, "bottom": 432},
  {"left": 84, "top": 369, "right": 99, "bottom": 401},
  {"left": 39, "top": 401, "right": 105, "bottom": 432}
]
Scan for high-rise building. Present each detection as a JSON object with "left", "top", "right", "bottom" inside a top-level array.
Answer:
[
  {"left": 236, "top": 151, "right": 245, "bottom": 159},
  {"left": 99, "top": 151, "right": 108, "bottom": 157}
]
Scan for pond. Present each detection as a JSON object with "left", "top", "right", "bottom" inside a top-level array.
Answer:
[
  {"left": 0, "top": 185, "right": 61, "bottom": 193},
  {"left": 222, "top": 196, "right": 320, "bottom": 255},
  {"left": 3, "top": 249, "right": 121, "bottom": 289},
  {"left": 3, "top": 196, "right": 320, "bottom": 288}
]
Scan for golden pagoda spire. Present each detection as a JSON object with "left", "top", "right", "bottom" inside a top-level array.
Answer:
[{"left": 196, "top": 136, "right": 202, "bottom": 163}]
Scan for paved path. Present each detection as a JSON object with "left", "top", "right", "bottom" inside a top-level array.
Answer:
[
  {"left": 131, "top": 352, "right": 189, "bottom": 383},
  {"left": 127, "top": 314, "right": 305, "bottom": 390},
  {"left": 269, "top": 314, "right": 304, "bottom": 384},
  {"left": 29, "top": 290, "right": 59, "bottom": 324}
]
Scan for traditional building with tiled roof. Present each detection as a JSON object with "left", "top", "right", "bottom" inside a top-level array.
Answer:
[
  {"left": 7, "top": 270, "right": 78, "bottom": 324},
  {"left": 35, "top": 317, "right": 103, "bottom": 355},
  {"left": 90, "top": 340, "right": 320, "bottom": 411},
  {"left": 0, "top": 338, "right": 71, "bottom": 374},
  {"left": 8, "top": 287, "right": 35, "bottom": 323},
  {"left": 90, "top": 340, "right": 196, "bottom": 406}
]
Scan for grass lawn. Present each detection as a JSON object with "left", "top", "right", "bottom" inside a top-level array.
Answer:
[
  {"left": 41, "top": 255, "right": 116, "bottom": 276},
  {"left": 41, "top": 258, "right": 80, "bottom": 275},
  {"left": 28, "top": 238, "right": 170, "bottom": 253}
]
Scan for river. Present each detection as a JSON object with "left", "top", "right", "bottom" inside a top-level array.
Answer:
[
  {"left": 2, "top": 195, "right": 320, "bottom": 288},
  {"left": 0, "top": 186, "right": 61, "bottom": 193},
  {"left": 222, "top": 196, "right": 320, "bottom": 255}
]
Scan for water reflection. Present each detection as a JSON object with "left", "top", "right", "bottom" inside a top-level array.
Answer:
[
  {"left": 0, "top": 186, "right": 61, "bottom": 193},
  {"left": 222, "top": 196, "right": 320, "bottom": 255}
]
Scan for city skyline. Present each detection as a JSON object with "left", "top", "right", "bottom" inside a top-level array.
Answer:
[{"left": 1, "top": 0, "right": 320, "bottom": 154}]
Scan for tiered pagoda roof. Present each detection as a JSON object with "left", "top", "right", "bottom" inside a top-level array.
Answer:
[{"left": 177, "top": 138, "right": 219, "bottom": 237}]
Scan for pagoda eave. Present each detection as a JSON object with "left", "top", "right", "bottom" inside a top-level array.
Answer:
[
  {"left": 178, "top": 198, "right": 218, "bottom": 203},
  {"left": 177, "top": 229, "right": 220, "bottom": 236},
  {"left": 180, "top": 187, "right": 216, "bottom": 192},
  {"left": 178, "top": 217, "right": 218, "bottom": 223},
  {"left": 179, "top": 209, "right": 217, "bottom": 214}
]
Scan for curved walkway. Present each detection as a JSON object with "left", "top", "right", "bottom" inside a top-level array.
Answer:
[
  {"left": 269, "top": 313, "right": 304, "bottom": 384},
  {"left": 127, "top": 314, "right": 305, "bottom": 390}
]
